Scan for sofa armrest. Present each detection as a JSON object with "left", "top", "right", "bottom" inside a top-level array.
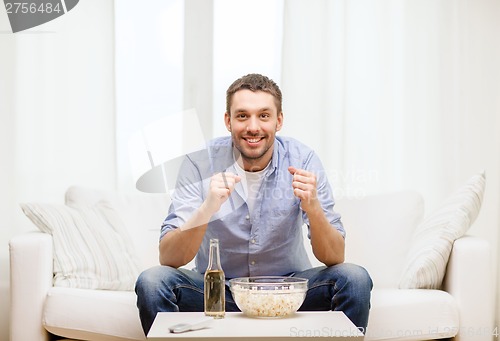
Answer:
[
  {"left": 9, "top": 231, "right": 53, "bottom": 341},
  {"left": 443, "top": 235, "right": 494, "bottom": 341}
]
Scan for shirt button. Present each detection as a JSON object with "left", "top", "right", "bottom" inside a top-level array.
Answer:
[
  {"left": 251, "top": 261, "right": 255, "bottom": 265},
  {"left": 251, "top": 239, "right": 256, "bottom": 244},
  {"left": 245, "top": 215, "right": 250, "bottom": 220}
]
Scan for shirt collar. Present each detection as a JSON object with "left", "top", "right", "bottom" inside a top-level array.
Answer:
[{"left": 268, "top": 137, "right": 281, "bottom": 176}]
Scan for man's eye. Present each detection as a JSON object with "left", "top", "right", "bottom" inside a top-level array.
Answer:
[{"left": 261, "top": 113, "right": 270, "bottom": 119}]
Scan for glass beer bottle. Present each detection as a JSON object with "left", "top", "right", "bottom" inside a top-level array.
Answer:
[{"left": 204, "top": 238, "right": 225, "bottom": 318}]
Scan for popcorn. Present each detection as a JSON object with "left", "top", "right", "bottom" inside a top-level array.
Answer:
[{"left": 231, "top": 284, "right": 305, "bottom": 317}]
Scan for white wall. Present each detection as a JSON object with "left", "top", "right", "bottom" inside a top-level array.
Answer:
[{"left": 0, "top": 1, "right": 116, "bottom": 339}]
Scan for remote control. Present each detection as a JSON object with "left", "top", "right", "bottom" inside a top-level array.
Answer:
[{"left": 168, "top": 316, "right": 214, "bottom": 333}]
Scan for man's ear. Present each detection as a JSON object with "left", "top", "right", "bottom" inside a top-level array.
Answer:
[
  {"left": 224, "top": 112, "right": 231, "bottom": 132},
  {"left": 276, "top": 111, "right": 284, "bottom": 132}
]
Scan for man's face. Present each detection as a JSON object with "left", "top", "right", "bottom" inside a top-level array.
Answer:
[{"left": 225, "top": 89, "right": 283, "bottom": 171}]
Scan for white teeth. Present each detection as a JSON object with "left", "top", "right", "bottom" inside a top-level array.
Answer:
[{"left": 247, "top": 138, "right": 260, "bottom": 143}]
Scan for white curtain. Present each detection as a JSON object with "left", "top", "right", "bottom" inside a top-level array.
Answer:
[
  {"left": 280, "top": 0, "right": 500, "bottom": 322},
  {"left": 0, "top": 1, "right": 116, "bottom": 339},
  {"left": 115, "top": 0, "right": 185, "bottom": 191}
]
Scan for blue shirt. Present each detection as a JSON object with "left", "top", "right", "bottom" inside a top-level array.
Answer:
[{"left": 160, "top": 136, "right": 344, "bottom": 278}]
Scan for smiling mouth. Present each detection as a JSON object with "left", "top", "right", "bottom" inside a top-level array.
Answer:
[{"left": 243, "top": 137, "right": 264, "bottom": 144}]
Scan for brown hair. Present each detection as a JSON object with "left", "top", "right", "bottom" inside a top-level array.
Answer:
[{"left": 226, "top": 73, "right": 282, "bottom": 114}]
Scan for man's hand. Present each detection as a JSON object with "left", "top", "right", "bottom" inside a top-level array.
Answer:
[
  {"left": 162, "top": 172, "right": 241, "bottom": 266},
  {"left": 203, "top": 172, "right": 241, "bottom": 215},
  {"left": 288, "top": 166, "right": 321, "bottom": 213},
  {"left": 288, "top": 166, "right": 345, "bottom": 265}
]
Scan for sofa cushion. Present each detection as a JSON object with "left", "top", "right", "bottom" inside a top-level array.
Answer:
[
  {"left": 42, "top": 287, "right": 458, "bottom": 341},
  {"left": 65, "top": 186, "right": 171, "bottom": 270},
  {"left": 334, "top": 191, "right": 424, "bottom": 288},
  {"left": 366, "top": 289, "right": 459, "bottom": 341},
  {"left": 20, "top": 202, "right": 140, "bottom": 291},
  {"left": 43, "top": 287, "right": 145, "bottom": 341},
  {"left": 399, "top": 172, "right": 486, "bottom": 289}
]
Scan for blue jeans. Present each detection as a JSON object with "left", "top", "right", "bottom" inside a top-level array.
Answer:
[{"left": 135, "top": 263, "right": 372, "bottom": 336}]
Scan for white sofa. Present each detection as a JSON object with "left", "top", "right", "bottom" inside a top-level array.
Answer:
[{"left": 9, "top": 186, "right": 494, "bottom": 341}]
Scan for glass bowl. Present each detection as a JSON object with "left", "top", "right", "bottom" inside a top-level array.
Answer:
[{"left": 229, "top": 276, "right": 308, "bottom": 318}]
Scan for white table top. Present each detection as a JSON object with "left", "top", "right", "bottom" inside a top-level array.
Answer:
[{"left": 147, "top": 311, "right": 364, "bottom": 340}]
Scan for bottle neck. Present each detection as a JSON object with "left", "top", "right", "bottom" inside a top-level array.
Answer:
[{"left": 207, "top": 239, "right": 222, "bottom": 271}]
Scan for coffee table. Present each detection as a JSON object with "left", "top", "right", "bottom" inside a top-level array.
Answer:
[{"left": 147, "top": 311, "right": 364, "bottom": 340}]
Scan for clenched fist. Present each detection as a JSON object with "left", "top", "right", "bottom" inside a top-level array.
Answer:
[
  {"left": 204, "top": 172, "right": 241, "bottom": 215},
  {"left": 288, "top": 166, "right": 321, "bottom": 213}
]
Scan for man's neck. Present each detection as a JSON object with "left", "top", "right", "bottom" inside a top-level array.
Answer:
[{"left": 234, "top": 149, "right": 273, "bottom": 172}]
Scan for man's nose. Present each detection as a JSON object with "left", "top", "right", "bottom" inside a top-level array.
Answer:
[{"left": 246, "top": 116, "right": 259, "bottom": 133}]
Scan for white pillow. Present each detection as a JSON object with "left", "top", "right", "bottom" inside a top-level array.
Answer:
[
  {"left": 20, "top": 201, "right": 140, "bottom": 290},
  {"left": 65, "top": 186, "right": 171, "bottom": 270},
  {"left": 399, "top": 172, "right": 486, "bottom": 289}
]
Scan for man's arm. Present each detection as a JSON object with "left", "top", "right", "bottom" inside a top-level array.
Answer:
[
  {"left": 288, "top": 166, "right": 345, "bottom": 266},
  {"left": 305, "top": 204, "right": 345, "bottom": 266},
  {"left": 159, "top": 172, "right": 240, "bottom": 268}
]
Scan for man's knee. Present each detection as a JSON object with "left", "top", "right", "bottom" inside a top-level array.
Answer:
[
  {"left": 344, "top": 263, "right": 372, "bottom": 286},
  {"left": 136, "top": 265, "right": 177, "bottom": 294},
  {"left": 327, "top": 263, "right": 373, "bottom": 292}
]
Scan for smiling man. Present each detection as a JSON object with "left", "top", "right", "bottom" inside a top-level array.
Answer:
[
  {"left": 135, "top": 74, "right": 372, "bottom": 335},
  {"left": 227, "top": 87, "right": 281, "bottom": 171}
]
